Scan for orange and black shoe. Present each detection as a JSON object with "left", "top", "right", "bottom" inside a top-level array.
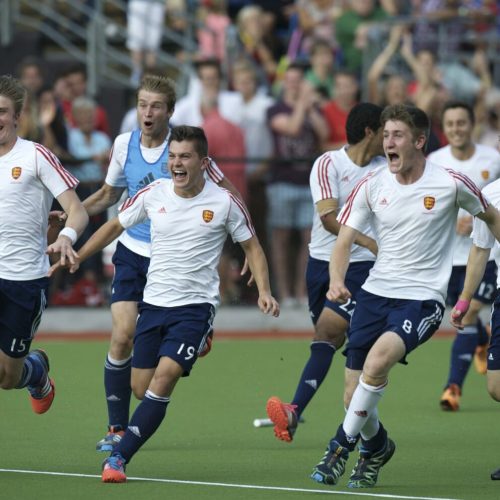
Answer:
[
  {"left": 102, "top": 453, "right": 127, "bottom": 483},
  {"left": 440, "top": 383, "right": 461, "bottom": 411},
  {"left": 27, "top": 349, "right": 55, "bottom": 414},
  {"left": 266, "top": 396, "right": 298, "bottom": 442}
]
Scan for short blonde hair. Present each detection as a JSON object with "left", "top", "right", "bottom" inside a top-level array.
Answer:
[{"left": 137, "top": 74, "right": 176, "bottom": 112}]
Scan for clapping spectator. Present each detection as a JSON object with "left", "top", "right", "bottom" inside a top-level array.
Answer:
[
  {"left": 196, "top": 0, "right": 231, "bottom": 64},
  {"left": 267, "top": 62, "right": 328, "bottom": 307},
  {"left": 335, "top": 0, "right": 389, "bottom": 76},
  {"left": 226, "top": 5, "right": 279, "bottom": 91},
  {"left": 304, "top": 38, "right": 337, "bottom": 99}
]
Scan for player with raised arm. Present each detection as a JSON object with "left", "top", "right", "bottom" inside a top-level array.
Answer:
[
  {"left": 51, "top": 126, "right": 279, "bottom": 482},
  {"left": 428, "top": 101, "right": 500, "bottom": 411},
  {"left": 0, "top": 75, "right": 88, "bottom": 414},
  {"left": 309, "top": 104, "right": 500, "bottom": 489},
  {"left": 78, "top": 74, "right": 241, "bottom": 452},
  {"left": 265, "top": 103, "right": 385, "bottom": 442}
]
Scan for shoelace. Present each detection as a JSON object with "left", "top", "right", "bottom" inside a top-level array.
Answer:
[{"left": 106, "top": 456, "right": 125, "bottom": 470}]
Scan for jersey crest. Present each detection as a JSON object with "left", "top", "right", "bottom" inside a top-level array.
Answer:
[
  {"left": 424, "top": 196, "right": 435, "bottom": 210},
  {"left": 202, "top": 210, "right": 214, "bottom": 223},
  {"left": 481, "top": 170, "right": 490, "bottom": 180},
  {"left": 11, "top": 166, "right": 22, "bottom": 179}
]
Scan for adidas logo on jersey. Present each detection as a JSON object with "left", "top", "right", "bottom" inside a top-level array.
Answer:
[
  {"left": 158, "top": 206, "right": 167, "bottom": 214},
  {"left": 379, "top": 197, "right": 388, "bottom": 206}
]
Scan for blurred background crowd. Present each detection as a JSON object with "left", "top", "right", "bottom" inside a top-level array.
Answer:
[{"left": 1, "top": 0, "right": 500, "bottom": 308}]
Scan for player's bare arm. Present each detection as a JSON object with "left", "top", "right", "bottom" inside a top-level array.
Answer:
[
  {"left": 319, "top": 199, "right": 377, "bottom": 256},
  {"left": 327, "top": 224, "right": 358, "bottom": 303},
  {"left": 239, "top": 236, "right": 280, "bottom": 317},
  {"left": 450, "top": 244, "right": 491, "bottom": 329},
  {"left": 49, "top": 216, "right": 124, "bottom": 276},
  {"left": 83, "top": 183, "right": 126, "bottom": 216},
  {"left": 477, "top": 204, "right": 500, "bottom": 241},
  {"left": 46, "top": 189, "right": 89, "bottom": 269}
]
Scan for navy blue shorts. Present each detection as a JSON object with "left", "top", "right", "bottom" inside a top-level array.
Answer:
[
  {"left": 110, "top": 241, "right": 150, "bottom": 303},
  {"left": 132, "top": 302, "right": 215, "bottom": 376},
  {"left": 446, "top": 260, "right": 497, "bottom": 306},
  {"left": 488, "top": 294, "right": 500, "bottom": 370},
  {"left": 0, "top": 277, "right": 49, "bottom": 358},
  {"left": 306, "top": 256, "right": 373, "bottom": 325},
  {"left": 345, "top": 289, "right": 444, "bottom": 370}
]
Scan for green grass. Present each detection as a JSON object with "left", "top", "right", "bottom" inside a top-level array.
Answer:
[{"left": 1, "top": 336, "right": 499, "bottom": 500}]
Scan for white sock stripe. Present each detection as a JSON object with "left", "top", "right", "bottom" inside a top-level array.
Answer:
[
  {"left": 458, "top": 325, "right": 479, "bottom": 335},
  {"left": 106, "top": 355, "right": 132, "bottom": 367},
  {"left": 145, "top": 389, "right": 170, "bottom": 404},
  {"left": 359, "top": 376, "right": 387, "bottom": 393},
  {"left": 310, "top": 341, "right": 336, "bottom": 350}
]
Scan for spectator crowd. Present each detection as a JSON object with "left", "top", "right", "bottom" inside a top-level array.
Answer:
[{"left": 12, "top": 0, "right": 500, "bottom": 307}]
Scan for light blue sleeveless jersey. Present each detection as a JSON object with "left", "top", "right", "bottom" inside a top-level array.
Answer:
[{"left": 123, "top": 129, "right": 170, "bottom": 243}]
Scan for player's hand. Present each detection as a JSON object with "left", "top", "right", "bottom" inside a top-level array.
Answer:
[
  {"left": 240, "top": 257, "right": 255, "bottom": 286},
  {"left": 48, "top": 210, "right": 67, "bottom": 228},
  {"left": 258, "top": 294, "right": 280, "bottom": 317},
  {"left": 327, "top": 281, "right": 351, "bottom": 304},
  {"left": 450, "top": 299, "right": 470, "bottom": 329},
  {"left": 46, "top": 235, "right": 80, "bottom": 275}
]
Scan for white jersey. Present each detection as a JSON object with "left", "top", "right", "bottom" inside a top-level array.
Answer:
[
  {"left": 309, "top": 147, "right": 385, "bottom": 262},
  {"left": 0, "top": 138, "right": 78, "bottom": 280},
  {"left": 338, "top": 161, "right": 488, "bottom": 304},
  {"left": 471, "top": 179, "right": 500, "bottom": 287},
  {"left": 105, "top": 131, "right": 225, "bottom": 257},
  {"left": 428, "top": 144, "right": 500, "bottom": 265},
  {"left": 118, "top": 178, "right": 254, "bottom": 307}
]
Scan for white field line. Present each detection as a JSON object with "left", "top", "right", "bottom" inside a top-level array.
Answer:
[{"left": 0, "top": 468, "right": 462, "bottom": 500}]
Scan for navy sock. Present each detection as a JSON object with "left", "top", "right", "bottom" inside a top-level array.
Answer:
[
  {"left": 16, "top": 351, "right": 46, "bottom": 389},
  {"left": 291, "top": 341, "right": 335, "bottom": 416},
  {"left": 104, "top": 355, "right": 132, "bottom": 429},
  {"left": 447, "top": 326, "right": 479, "bottom": 388},
  {"left": 477, "top": 319, "right": 489, "bottom": 346},
  {"left": 360, "top": 422, "right": 387, "bottom": 454},
  {"left": 114, "top": 390, "right": 169, "bottom": 463},
  {"left": 332, "top": 423, "right": 358, "bottom": 452}
]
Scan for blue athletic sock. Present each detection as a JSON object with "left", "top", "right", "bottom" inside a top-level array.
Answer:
[
  {"left": 16, "top": 351, "right": 46, "bottom": 389},
  {"left": 291, "top": 341, "right": 335, "bottom": 416},
  {"left": 360, "top": 422, "right": 387, "bottom": 454},
  {"left": 446, "top": 326, "right": 479, "bottom": 388},
  {"left": 114, "top": 390, "right": 169, "bottom": 463},
  {"left": 331, "top": 423, "right": 359, "bottom": 452},
  {"left": 104, "top": 355, "right": 132, "bottom": 429}
]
